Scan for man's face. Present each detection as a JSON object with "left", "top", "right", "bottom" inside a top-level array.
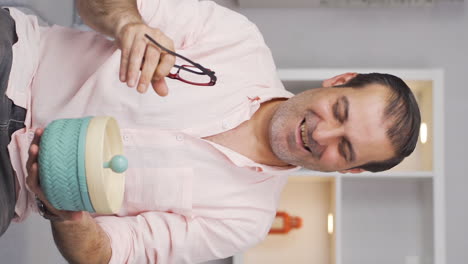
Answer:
[{"left": 269, "top": 81, "right": 396, "bottom": 172}]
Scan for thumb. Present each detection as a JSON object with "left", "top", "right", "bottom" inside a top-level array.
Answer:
[
  {"left": 151, "top": 78, "right": 169, "bottom": 97},
  {"left": 69, "top": 211, "right": 86, "bottom": 222}
]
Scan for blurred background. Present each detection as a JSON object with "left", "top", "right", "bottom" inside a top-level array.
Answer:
[{"left": 0, "top": 0, "right": 466, "bottom": 263}]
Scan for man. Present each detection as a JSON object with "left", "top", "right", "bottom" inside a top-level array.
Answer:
[{"left": 0, "top": 0, "right": 420, "bottom": 263}]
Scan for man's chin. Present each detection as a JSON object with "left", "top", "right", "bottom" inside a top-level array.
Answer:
[
  {"left": 270, "top": 144, "right": 331, "bottom": 171},
  {"left": 299, "top": 163, "right": 335, "bottom": 172}
]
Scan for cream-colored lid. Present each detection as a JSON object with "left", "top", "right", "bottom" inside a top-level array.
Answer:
[{"left": 85, "top": 116, "right": 125, "bottom": 214}]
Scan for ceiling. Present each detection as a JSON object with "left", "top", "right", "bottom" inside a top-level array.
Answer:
[{"left": 212, "top": 0, "right": 457, "bottom": 8}]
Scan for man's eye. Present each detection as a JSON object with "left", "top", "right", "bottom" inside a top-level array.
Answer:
[
  {"left": 333, "top": 101, "right": 343, "bottom": 122},
  {"left": 339, "top": 141, "right": 348, "bottom": 162},
  {"left": 338, "top": 112, "right": 345, "bottom": 123},
  {"left": 334, "top": 101, "right": 345, "bottom": 123}
]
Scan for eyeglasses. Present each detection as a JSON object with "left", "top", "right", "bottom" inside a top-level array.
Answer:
[{"left": 144, "top": 34, "right": 217, "bottom": 86}]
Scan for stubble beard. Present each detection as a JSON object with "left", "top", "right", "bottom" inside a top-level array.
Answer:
[{"left": 268, "top": 103, "right": 299, "bottom": 166}]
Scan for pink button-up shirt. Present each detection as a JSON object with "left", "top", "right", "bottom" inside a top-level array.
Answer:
[{"left": 7, "top": 1, "right": 300, "bottom": 263}]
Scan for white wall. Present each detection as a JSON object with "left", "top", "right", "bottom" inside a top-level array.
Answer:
[{"left": 0, "top": 0, "right": 74, "bottom": 25}]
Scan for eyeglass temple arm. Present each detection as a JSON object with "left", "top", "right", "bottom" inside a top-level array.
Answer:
[{"left": 144, "top": 34, "right": 215, "bottom": 77}]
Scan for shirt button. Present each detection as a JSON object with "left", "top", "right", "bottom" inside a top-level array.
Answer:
[
  {"left": 222, "top": 121, "right": 229, "bottom": 129},
  {"left": 176, "top": 134, "right": 184, "bottom": 141}
]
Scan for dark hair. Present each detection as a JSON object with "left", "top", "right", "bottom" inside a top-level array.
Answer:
[{"left": 334, "top": 73, "right": 421, "bottom": 172}]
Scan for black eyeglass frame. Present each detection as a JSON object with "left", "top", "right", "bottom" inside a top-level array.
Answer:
[{"left": 144, "top": 34, "right": 217, "bottom": 86}]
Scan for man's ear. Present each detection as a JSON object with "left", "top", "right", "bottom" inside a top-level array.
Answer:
[
  {"left": 322, "top": 72, "right": 358, "bottom": 88},
  {"left": 339, "top": 168, "right": 366, "bottom": 174}
]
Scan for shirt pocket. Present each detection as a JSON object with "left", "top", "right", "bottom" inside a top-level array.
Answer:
[{"left": 124, "top": 167, "right": 193, "bottom": 218}]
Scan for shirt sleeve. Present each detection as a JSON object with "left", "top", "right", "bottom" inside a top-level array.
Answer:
[
  {"left": 95, "top": 211, "right": 269, "bottom": 264},
  {"left": 137, "top": 0, "right": 259, "bottom": 50}
]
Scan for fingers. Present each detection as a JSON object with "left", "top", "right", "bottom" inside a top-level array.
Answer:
[
  {"left": 116, "top": 23, "right": 175, "bottom": 95},
  {"left": 25, "top": 128, "right": 84, "bottom": 221},
  {"left": 147, "top": 51, "right": 173, "bottom": 96},
  {"left": 26, "top": 128, "right": 44, "bottom": 194},
  {"left": 33, "top": 128, "right": 44, "bottom": 144},
  {"left": 138, "top": 44, "right": 160, "bottom": 93},
  {"left": 119, "top": 26, "right": 135, "bottom": 83},
  {"left": 26, "top": 129, "right": 42, "bottom": 171},
  {"left": 25, "top": 142, "right": 38, "bottom": 172},
  {"left": 146, "top": 37, "right": 175, "bottom": 96},
  {"left": 127, "top": 35, "right": 148, "bottom": 89},
  {"left": 151, "top": 79, "right": 168, "bottom": 97},
  {"left": 154, "top": 51, "right": 176, "bottom": 81},
  {"left": 26, "top": 160, "right": 39, "bottom": 194}
]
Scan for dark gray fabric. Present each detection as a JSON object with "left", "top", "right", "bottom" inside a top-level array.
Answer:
[{"left": 0, "top": 8, "right": 26, "bottom": 237}]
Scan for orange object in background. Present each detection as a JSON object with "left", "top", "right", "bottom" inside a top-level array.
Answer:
[{"left": 268, "top": 211, "right": 303, "bottom": 234}]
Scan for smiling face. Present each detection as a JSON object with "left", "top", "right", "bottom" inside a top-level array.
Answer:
[{"left": 269, "top": 81, "right": 396, "bottom": 172}]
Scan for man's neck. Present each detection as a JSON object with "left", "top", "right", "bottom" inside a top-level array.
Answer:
[{"left": 203, "top": 98, "right": 292, "bottom": 168}]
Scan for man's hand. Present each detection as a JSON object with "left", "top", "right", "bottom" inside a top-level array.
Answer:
[
  {"left": 116, "top": 22, "right": 176, "bottom": 95},
  {"left": 26, "top": 130, "right": 111, "bottom": 263},
  {"left": 26, "top": 128, "right": 85, "bottom": 222},
  {"left": 76, "top": 0, "right": 176, "bottom": 95}
]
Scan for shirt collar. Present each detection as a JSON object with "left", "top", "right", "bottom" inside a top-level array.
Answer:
[{"left": 203, "top": 140, "right": 300, "bottom": 174}]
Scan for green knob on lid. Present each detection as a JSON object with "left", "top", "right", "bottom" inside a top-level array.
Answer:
[{"left": 103, "top": 155, "right": 128, "bottom": 173}]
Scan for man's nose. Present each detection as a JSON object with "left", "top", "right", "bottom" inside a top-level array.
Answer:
[{"left": 313, "top": 124, "right": 345, "bottom": 145}]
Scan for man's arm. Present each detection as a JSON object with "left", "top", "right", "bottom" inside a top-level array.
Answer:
[
  {"left": 51, "top": 214, "right": 111, "bottom": 264},
  {"left": 76, "top": 0, "right": 175, "bottom": 95},
  {"left": 26, "top": 129, "right": 111, "bottom": 264},
  {"left": 76, "top": 0, "right": 141, "bottom": 39}
]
